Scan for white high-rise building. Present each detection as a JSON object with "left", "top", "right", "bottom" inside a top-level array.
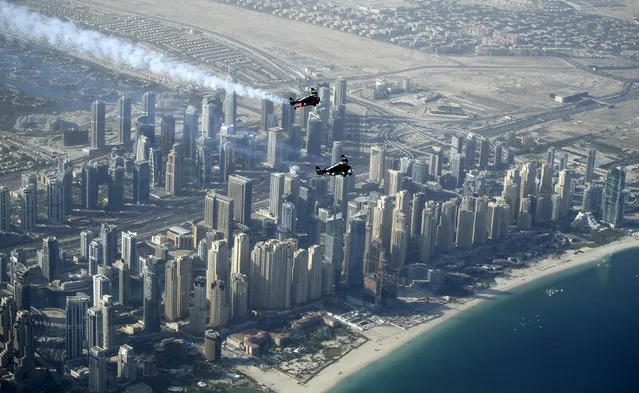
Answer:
[
  {"left": 231, "top": 232, "right": 249, "bottom": 275},
  {"left": 92, "top": 274, "right": 111, "bottom": 308},
  {"left": 248, "top": 239, "right": 294, "bottom": 310},
  {"left": 368, "top": 145, "right": 386, "bottom": 184},
  {"left": 121, "top": 231, "right": 137, "bottom": 273},
  {"left": 207, "top": 240, "right": 229, "bottom": 302},
  {"left": 266, "top": 127, "right": 284, "bottom": 168}
]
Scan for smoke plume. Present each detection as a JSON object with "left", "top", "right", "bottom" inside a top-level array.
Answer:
[{"left": 0, "top": 1, "right": 284, "bottom": 102}]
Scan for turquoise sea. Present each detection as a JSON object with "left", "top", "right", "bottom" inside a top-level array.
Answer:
[{"left": 329, "top": 248, "right": 639, "bottom": 393}]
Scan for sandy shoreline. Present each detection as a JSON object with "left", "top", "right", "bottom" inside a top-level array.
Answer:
[{"left": 239, "top": 234, "right": 639, "bottom": 393}]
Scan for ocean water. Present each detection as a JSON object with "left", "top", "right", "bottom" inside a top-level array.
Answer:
[{"left": 329, "top": 248, "right": 639, "bottom": 393}]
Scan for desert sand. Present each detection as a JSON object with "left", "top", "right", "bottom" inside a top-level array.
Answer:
[{"left": 239, "top": 233, "right": 639, "bottom": 393}]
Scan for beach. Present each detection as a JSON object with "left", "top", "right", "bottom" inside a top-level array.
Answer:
[{"left": 238, "top": 233, "right": 639, "bottom": 393}]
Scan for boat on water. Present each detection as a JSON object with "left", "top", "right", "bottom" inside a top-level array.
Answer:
[{"left": 545, "top": 288, "right": 564, "bottom": 297}]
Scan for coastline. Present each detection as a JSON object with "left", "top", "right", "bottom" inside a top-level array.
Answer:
[{"left": 239, "top": 234, "right": 639, "bottom": 393}]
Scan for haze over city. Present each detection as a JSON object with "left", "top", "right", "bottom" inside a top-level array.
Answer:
[{"left": 1, "top": 0, "right": 639, "bottom": 393}]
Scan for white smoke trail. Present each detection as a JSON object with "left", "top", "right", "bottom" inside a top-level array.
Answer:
[{"left": 0, "top": 0, "right": 285, "bottom": 102}]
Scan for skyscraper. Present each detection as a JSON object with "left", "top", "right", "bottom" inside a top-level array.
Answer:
[
  {"left": 135, "top": 135, "right": 150, "bottom": 163},
  {"left": 165, "top": 143, "right": 184, "bottom": 195},
  {"left": 20, "top": 186, "right": 36, "bottom": 231},
  {"left": 334, "top": 77, "right": 347, "bottom": 106},
  {"left": 120, "top": 231, "right": 137, "bottom": 273},
  {"left": 99, "top": 295, "right": 115, "bottom": 352},
  {"left": 277, "top": 201, "right": 296, "bottom": 240},
  {"left": 117, "top": 345, "right": 136, "bottom": 381},
  {"left": 88, "top": 346, "right": 107, "bottom": 393},
  {"left": 82, "top": 163, "right": 98, "bottom": 210},
  {"left": 586, "top": 148, "right": 596, "bottom": 182},
  {"left": 135, "top": 116, "right": 155, "bottom": 147},
  {"left": 228, "top": 175, "right": 252, "bottom": 226},
  {"left": 13, "top": 310, "right": 35, "bottom": 382},
  {"left": 40, "top": 237, "right": 59, "bottom": 282},
  {"left": 108, "top": 165, "right": 125, "bottom": 211},
  {"left": 202, "top": 95, "right": 221, "bottom": 140},
  {"left": 100, "top": 223, "right": 118, "bottom": 266},
  {"left": 473, "top": 197, "right": 489, "bottom": 245},
  {"left": 118, "top": 95, "right": 132, "bottom": 145},
  {"left": 266, "top": 127, "right": 284, "bottom": 168},
  {"left": 429, "top": 146, "right": 442, "bottom": 178},
  {"left": 207, "top": 240, "right": 230, "bottom": 301},
  {"left": 92, "top": 274, "right": 111, "bottom": 308},
  {"left": 478, "top": 137, "right": 490, "bottom": 169},
  {"left": 450, "top": 152, "right": 464, "bottom": 189},
  {"left": 183, "top": 105, "right": 198, "bottom": 159},
  {"left": 390, "top": 210, "right": 409, "bottom": 271},
  {"left": 306, "top": 113, "right": 323, "bottom": 159},
  {"left": 143, "top": 259, "right": 161, "bottom": 332},
  {"left": 90, "top": 100, "right": 105, "bottom": 149},
  {"left": 0, "top": 185, "right": 9, "bottom": 232},
  {"left": 583, "top": 184, "right": 603, "bottom": 215},
  {"left": 547, "top": 147, "right": 556, "bottom": 166},
  {"left": 464, "top": 134, "right": 476, "bottom": 168},
  {"left": 160, "top": 114, "right": 176, "bottom": 156},
  {"left": 148, "top": 147, "right": 163, "bottom": 189},
  {"left": 372, "top": 196, "right": 393, "bottom": 251},
  {"left": 307, "top": 245, "right": 323, "bottom": 301},
  {"left": 248, "top": 240, "right": 294, "bottom": 310},
  {"left": 269, "top": 173, "right": 286, "bottom": 220},
  {"left": 88, "top": 240, "right": 103, "bottom": 275},
  {"left": 386, "top": 169, "right": 402, "bottom": 196},
  {"left": 556, "top": 170, "right": 573, "bottom": 220},
  {"left": 86, "top": 307, "right": 103, "bottom": 350},
  {"left": 419, "top": 206, "right": 437, "bottom": 264},
  {"left": 57, "top": 155, "right": 73, "bottom": 218},
  {"left": 345, "top": 215, "right": 366, "bottom": 289},
  {"left": 81, "top": 230, "right": 94, "bottom": 261},
  {"left": 164, "top": 260, "right": 178, "bottom": 321},
  {"left": 230, "top": 273, "right": 248, "bottom": 320},
  {"left": 538, "top": 163, "right": 554, "bottom": 194},
  {"left": 260, "top": 99, "right": 274, "bottom": 133},
  {"left": 203, "top": 329, "right": 222, "bottom": 362},
  {"left": 189, "top": 276, "right": 207, "bottom": 334},
  {"left": 494, "top": 142, "right": 503, "bottom": 168},
  {"left": 292, "top": 249, "right": 309, "bottom": 306},
  {"left": 65, "top": 294, "right": 89, "bottom": 362},
  {"left": 325, "top": 211, "right": 345, "bottom": 291},
  {"left": 204, "top": 192, "right": 233, "bottom": 240},
  {"left": 133, "top": 161, "right": 150, "bottom": 204},
  {"left": 196, "top": 144, "right": 211, "bottom": 189},
  {"left": 209, "top": 280, "right": 230, "bottom": 327},
  {"left": 601, "top": 167, "right": 626, "bottom": 227},
  {"left": 232, "top": 232, "right": 250, "bottom": 275},
  {"left": 224, "top": 84, "right": 237, "bottom": 130},
  {"left": 142, "top": 91, "right": 156, "bottom": 124},
  {"left": 176, "top": 256, "right": 192, "bottom": 319},
  {"left": 47, "top": 179, "right": 64, "bottom": 224},
  {"left": 114, "top": 260, "right": 129, "bottom": 306},
  {"left": 219, "top": 141, "right": 233, "bottom": 182}
]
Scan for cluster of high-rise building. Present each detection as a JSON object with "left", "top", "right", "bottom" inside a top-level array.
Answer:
[{"left": 0, "top": 73, "right": 631, "bottom": 392}]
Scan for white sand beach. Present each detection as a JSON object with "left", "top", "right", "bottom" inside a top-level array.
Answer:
[{"left": 239, "top": 234, "right": 639, "bottom": 393}]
